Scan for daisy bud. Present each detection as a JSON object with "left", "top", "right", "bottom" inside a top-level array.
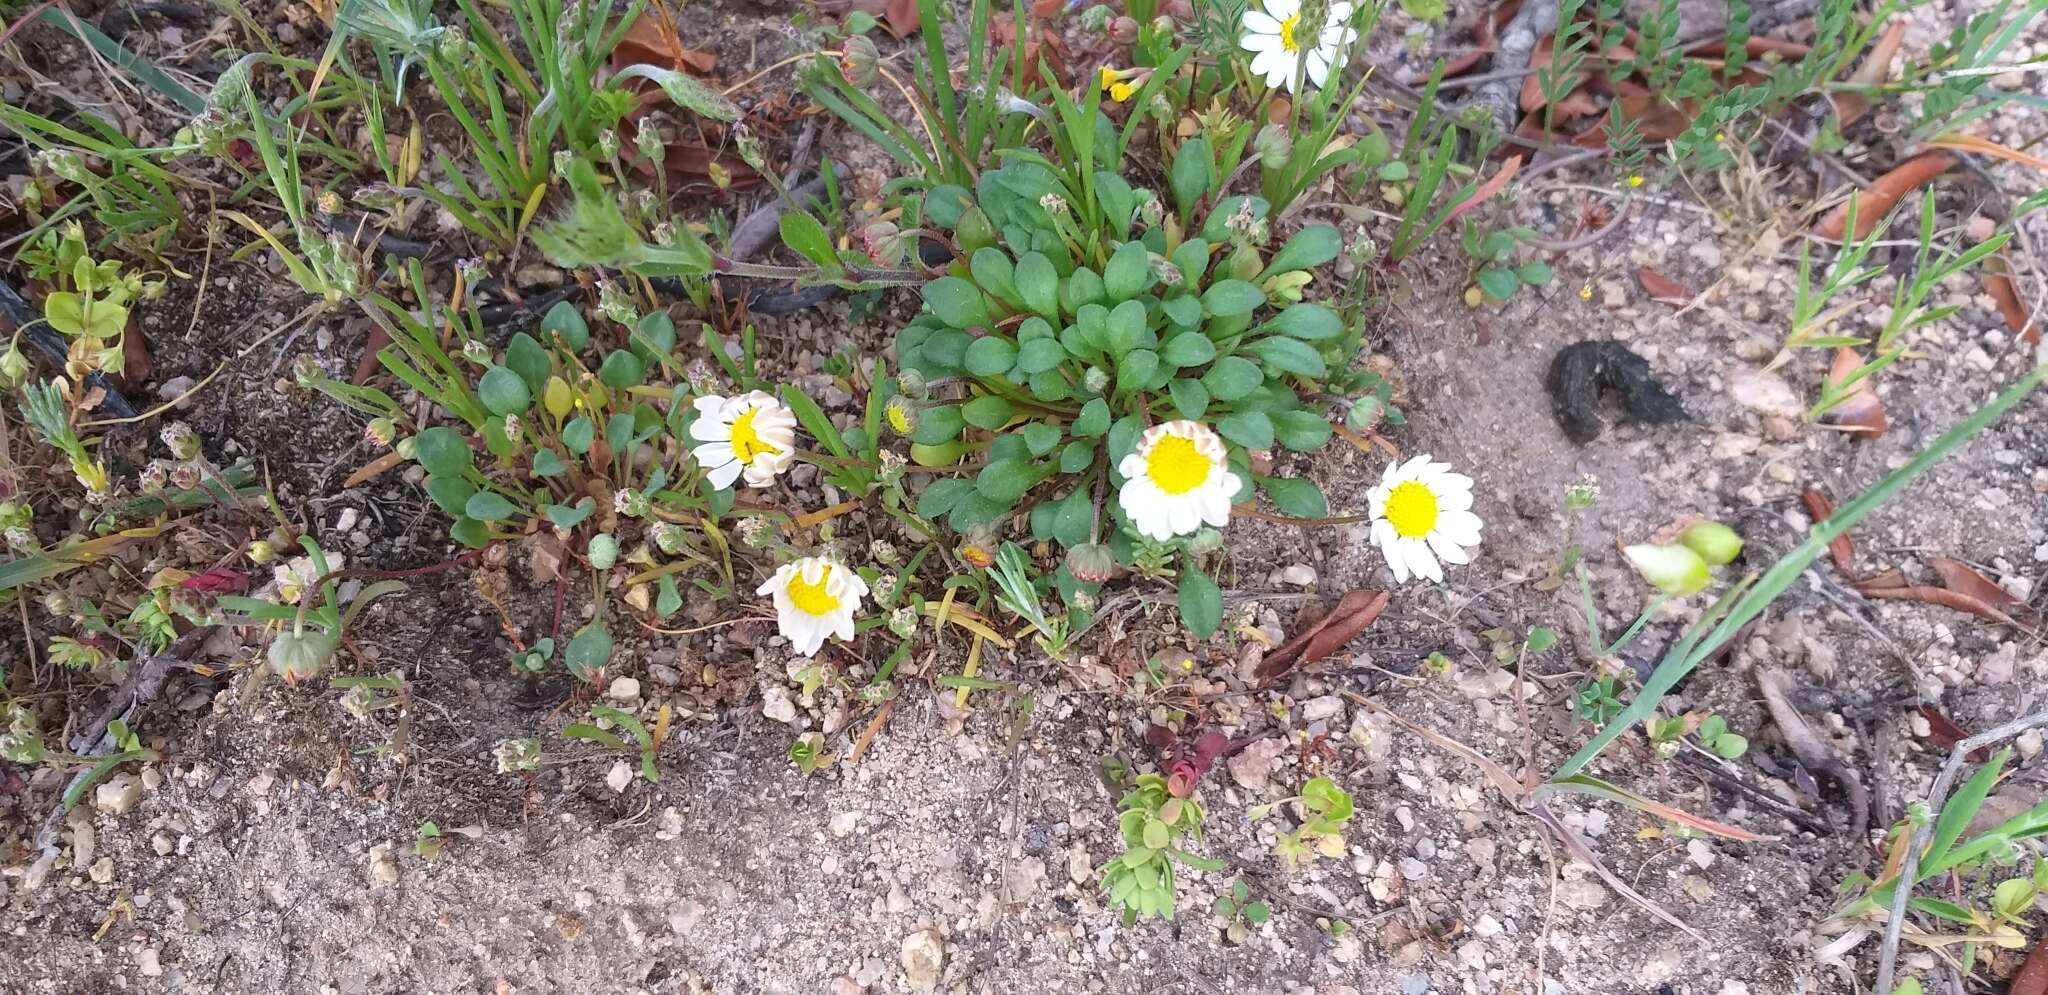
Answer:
[
  {"left": 1110, "top": 16, "right": 1140, "bottom": 43},
  {"left": 269, "top": 629, "right": 339, "bottom": 683},
  {"left": 137, "top": 462, "right": 168, "bottom": 492},
  {"left": 1065, "top": 543, "right": 1116, "bottom": 583},
  {"left": 1039, "top": 193, "right": 1068, "bottom": 215},
  {"left": 959, "top": 528, "right": 998, "bottom": 570},
  {"left": 247, "top": 540, "right": 277, "bottom": 564},
  {"left": 840, "top": 35, "right": 880, "bottom": 87},
  {"left": 340, "top": 684, "right": 377, "bottom": 720},
  {"left": 462, "top": 338, "right": 490, "bottom": 364},
  {"left": 1623, "top": 543, "right": 1711, "bottom": 596},
  {"left": 1185, "top": 527, "right": 1225, "bottom": 555},
  {"left": 652, "top": 222, "right": 678, "bottom": 246},
  {"left": 1677, "top": 521, "right": 1743, "bottom": 566},
  {"left": 1081, "top": 4, "right": 1113, "bottom": 31},
  {"left": 872, "top": 572, "right": 901, "bottom": 607},
  {"left": 1082, "top": 366, "right": 1110, "bottom": 394},
  {"left": 1254, "top": 123, "right": 1293, "bottom": 167},
  {"left": 1152, "top": 255, "right": 1183, "bottom": 287},
  {"left": 735, "top": 128, "right": 767, "bottom": 171},
  {"left": 885, "top": 395, "right": 921, "bottom": 436},
  {"left": 599, "top": 280, "right": 638, "bottom": 324},
  {"left": 587, "top": 533, "right": 620, "bottom": 571},
  {"left": 553, "top": 149, "right": 575, "bottom": 178},
  {"left": 634, "top": 188, "right": 658, "bottom": 217},
  {"left": 1346, "top": 396, "right": 1384, "bottom": 432},
  {"left": 895, "top": 368, "right": 929, "bottom": 401},
  {"left": 613, "top": 489, "right": 650, "bottom": 518},
  {"left": 316, "top": 189, "right": 343, "bottom": 215},
  {"left": 597, "top": 130, "right": 620, "bottom": 161},
  {"left": 169, "top": 462, "right": 201, "bottom": 491},
  {"left": 40, "top": 590, "right": 69, "bottom": 616},
  {"left": 1151, "top": 14, "right": 1173, "bottom": 33},
  {"left": 6, "top": 526, "right": 36, "bottom": 552},
  {"left": 736, "top": 518, "right": 772, "bottom": 549},
  {"left": 1565, "top": 477, "right": 1600, "bottom": 510}
]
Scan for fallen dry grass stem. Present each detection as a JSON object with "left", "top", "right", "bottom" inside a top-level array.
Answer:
[{"left": 1874, "top": 708, "right": 2048, "bottom": 995}]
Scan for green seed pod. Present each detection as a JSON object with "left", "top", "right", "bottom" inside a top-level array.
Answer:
[
  {"left": 840, "top": 34, "right": 880, "bottom": 87},
  {"left": 270, "top": 628, "right": 340, "bottom": 683},
  {"left": 1622, "top": 543, "right": 1710, "bottom": 596},
  {"left": 1677, "top": 521, "right": 1744, "bottom": 566}
]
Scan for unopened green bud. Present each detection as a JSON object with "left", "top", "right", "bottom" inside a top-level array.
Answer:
[
  {"left": 1083, "top": 366, "right": 1110, "bottom": 393},
  {"left": 40, "top": 589, "right": 70, "bottom": 616},
  {"left": 269, "top": 628, "right": 339, "bottom": 682},
  {"left": 1065, "top": 542, "right": 1116, "bottom": 583},
  {"left": 586, "top": 533, "right": 619, "bottom": 570},
  {"left": 635, "top": 124, "right": 666, "bottom": 164},
  {"left": 1623, "top": 543, "right": 1710, "bottom": 596},
  {"left": 1110, "top": 15, "right": 1140, "bottom": 43},
  {"left": 1677, "top": 521, "right": 1743, "bottom": 566},
  {"left": 0, "top": 347, "right": 30, "bottom": 388},
  {"left": 553, "top": 150, "right": 575, "bottom": 178},
  {"left": 1080, "top": 4, "right": 1113, "bottom": 31},
  {"left": 495, "top": 737, "right": 542, "bottom": 773},
  {"left": 1254, "top": 123, "right": 1293, "bottom": 167},
  {"left": 596, "top": 130, "right": 620, "bottom": 161},
  {"left": 1186, "top": 527, "right": 1224, "bottom": 556},
  {"left": 365, "top": 417, "right": 396, "bottom": 447},
  {"left": 840, "top": 34, "right": 880, "bottom": 87},
  {"left": 888, "top": 606, "right": 918, "bottom": 638},
  {"left": 248, "top": 540, "right": 277, "bottom": 564},
  {"left": 895, "top": 368, "right": 929, "bottom": 401}
]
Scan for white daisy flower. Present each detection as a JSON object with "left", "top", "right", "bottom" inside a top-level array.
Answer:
[
  {"left": 689, "top": 390, "right": 797, "bottom": 489},
  {"left": 1368, "top": 454, "right": 1482, "bottom": 584},
  {"left": 756, "top": 555, "right": 869, "bottom": 656},
  {"left": 1240, "top": 0, "right": 1359, "bottom": 94},
  {"left": 1117, "top": 420, "right": 1247, "bottom": 542}
]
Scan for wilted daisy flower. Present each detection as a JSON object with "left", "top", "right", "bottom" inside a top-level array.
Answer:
[
  {"left": 273, "top": 552, "right": 343, "bottom": 604},
  {"left": 757, "top": 555, "right": 869, "bottom": 656},
  {"left": 1117, "top": 420, "right": 1246, "bottom": 542},
  {"left": 689, "top": 391, "right": 797, "bottom": 489},
  {"left": 1368, "top": 455, "right": 1482, "bottom": 584},
  {"left": 1240, "top": 0, "right": 1359, "bottom": 94}
]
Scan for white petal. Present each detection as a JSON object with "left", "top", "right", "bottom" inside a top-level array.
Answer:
[
  {"left": 1249, "top": 47, "right": 1287, "bottom": 82},
  {"left": 1382, "top": 534, "right": 1411, "bottom": 584},
  {"left": 1328, "top": 1, "right": 1353, "bottom": 20},
  {"left": 1434, "top": 472, "right": 1474, "bottom": 494},
  {"left": 1428, "top": 531, "right": 1471, "bottom": 566},
  {"left": 1166, "top": 497, "right": 1202, "bottom": 537},
  {"left": 1200, "top": 489, "right": 1233, "bottom": 527},
  {"left": 1307, "top": 50, "right": 1331, "bottom": 87},
  {"left": 1263, "top": 0, "right": 1298, "bottom": 21},
  {"left": 1370, "top": 518, "right": 1396, "bottom": 551},
  {"left": 692, "top": 395, "right": 729, "bottom": 417},
  {"left": 706, "top": 458, "right": 744, "bottom": 489},
  {"left": 1436, "top": 487, "right": 1473, "bottom": 513},
  {"left": 1241, "top": 31, "right": 1284, "bottom": 54},
  {"left": 689, "top": 418, "right": 731, "bottom": 443},
  {"left": 1241, "top": 10, "right": 1281, "bottom": 35},
  {"left": 1437, "top": 510, "right": 1485, "bottom": 546},
  {"left": 1404, "top": 539, "right": 1443, "bottom": 583},
  {"left": 1401, "top": 453, "right": 1432, "bottom": 475},
  {"left": 1117, "top": 452, "right": 1150, "bottom": 482}
]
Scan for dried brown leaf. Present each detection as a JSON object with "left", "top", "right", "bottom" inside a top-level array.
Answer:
[
  {"left": 1801, "top": 487, "right": 1858, "bottom": 578},
  {"left": 1929, "top": 557, "right": 2035, "bottom": 623},
  {"left": 1815, "top": 152, "right": 1956, "bottom": 240},
  {"left": 1984, "top": 247, "right": 2039, "bottom": 344},
  {"left": 1830, "top": 20, "right": 1906, "bottom": 126},
  {"left": 2015, "top": 933, "right": 2048, "bottom": 995},
  {"left": 1636, "top": 265, "right": 1689, "bottom": 302},
  {"left": 1255, "top": 589, "right": 1389, "bottom": 682},
  {"left": 1915, "top": 705, "right": 1990, "bottom": 763}
]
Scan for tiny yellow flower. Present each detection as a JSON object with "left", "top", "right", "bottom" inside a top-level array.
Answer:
[
  {"left": 1578, "top": 284, "right": 1593, "bottom": 301},
  {"left": 1627, "top": 174, "right": 1645, "bottom": 188}
]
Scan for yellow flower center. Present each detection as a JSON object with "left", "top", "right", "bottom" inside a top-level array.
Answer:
[
  {"left": 786, "top": 565, "right": 841, "bottom": 616},
  {"left": 885, "top": 403, "right": 911, "bottom": 434},
  {"left": 1144, "top": 435, "right": 1213, "bottom": 496},
  {"left": 1279, "top": 13, "right": 1300, "bottom": 52},
  {"left": 730, "top": 407, "right": 780, "bottom": 465},
  {"left": 1383, "top": 480, "right": 1439, "bottom": 539}
]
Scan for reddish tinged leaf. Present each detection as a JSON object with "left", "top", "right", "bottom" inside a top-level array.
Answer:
[
  {"left": 1443, "top": 156, "right": 1523, "bottom": 228},
  {"left": 1823, "top": 348, "right": 1888, "bottom": 438},
  {"left": 1858, "top": 567, "right": 1907, "bottom": 590},
  {"left": 1830, "top": 20, "right": 1906, "bottom": 126},
  {"left": 1256, "top": 589, "right": 1390, "bottom": 682},
  {"left": 1921, "top": 133, "right": 2048, "bottom": 175},
  {"left": 180, "top": 568, "right": 250, "bottom": 594},
  {"left": 1930, "top": 557, "right": 2037, "bottom": 624},
  {"left": 1616, "top": 92, "right": 1698, "bottom": 141},
  {"left": 1857, "top": 583, "right": 2038, "bottom": 635},
  {"left": 1815, "top": 153, "right": 1956, "bottom": 240},
  {"left": 1801, "top": 488, "right": 1858, "bottom": 578},
  {"left": 610, "top": 14, "right": 716, "bottom": 73},
  {"left": 1916, "top": 705, "right": 1990, "bottom": 762},
  {"left": 1984, "top": 247, "right": 2039, "bottom": 344},
  {"left": 2015, "top": 935, "right": 2048, "bottom": 995},
  {"left": 1636, "top": 266, "right": 1689, "bottom": 302},
  {"left": 1683, "top": 36, "right": 1813, "bottom": 59},
  {"left": 353, "top": 323, "right": 391, "bottom": 385}
]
